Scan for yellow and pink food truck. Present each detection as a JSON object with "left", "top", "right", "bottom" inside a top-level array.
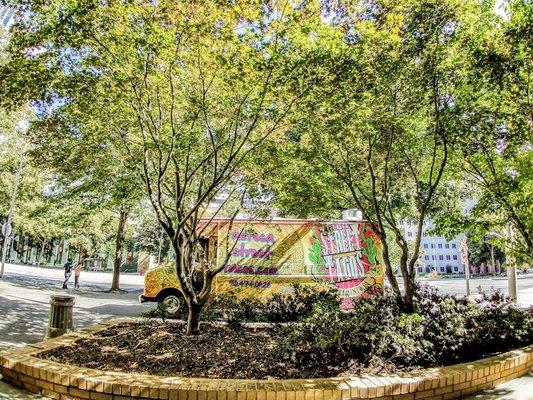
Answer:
[{"left": 140, "top": 218, "right": 383, "bottom": 312}]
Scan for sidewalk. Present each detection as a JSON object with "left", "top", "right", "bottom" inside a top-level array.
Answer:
[
  {"left": 466, "top": 286, "right": 533, "bottom": 310},
  {"left": 515, "top": 287, "right": 533, "bottom": 310},
  {"left": 0, "top": 381, "right": 46, "bottom": 399},
  {"left": 463, "top": 372, "right": 533, "bottom": 399}
]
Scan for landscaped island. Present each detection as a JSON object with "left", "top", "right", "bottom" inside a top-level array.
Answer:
[{"left": 37, "top": 287, "right": 533, "bottom": 380}]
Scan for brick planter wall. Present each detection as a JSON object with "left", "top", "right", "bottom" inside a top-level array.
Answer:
[{"left": 1, "top": 318, "right": 532, "bottom": 400}]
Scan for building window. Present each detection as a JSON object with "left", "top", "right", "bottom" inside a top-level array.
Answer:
[
  {"left": 418, "top": 267, "right": 423, "bottom": 273},
  {"left": 454, "top": 266, "right": 458, "bottom": 272},
  {"left": 438, "top": 243, "right": 443, "bottom": 249},
  {"left": 440, "top": 267, "right": 445, "bottom": 272},
  {"left": 432, "top": 255, "right": 435, "bottom": 260},
  {"left": 453, "top": 255, "right": 458, "bottom": 260},
  {"left": 431, "top": 244, "right": 434, "bottom": 248},
  {"left": 452, "top": 243, "right": 457, "bottom": 249},
  {"left": 439, "top": 255, "right": 444, "bottom": 260},
  {"left": 425, "top": 255, "right": 430, "bottom": 260},
  {"left": 445, "top": 243, "right": 449, "bottom": 249},
  {"left": 424, "top": 243, "right": 428, "bottom": 249},
  {"left": 423, "top": 232, "right": 428, "bottom": 237},
  {"left": 446, "top": 255, "right": 451, "bottom": 260},
  {"left": 407, "top": 231, "right": 413, "bottom": 237}
]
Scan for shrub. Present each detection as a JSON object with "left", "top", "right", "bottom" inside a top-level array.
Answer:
[
  {"left": 276, "top": 285, "right": 533, "bottom": 371},
  {"left": 200, "top": 284, "right": 341, "bottom": 323},
  {"left": 144, "top": 282, "right": 532, "bottom": 372},
  {"left": 141, "top": 301, "right": 168, "bottom": 322},
  {"left": 265, "top": 284, "right": 340, "bottom": 322},
  {"left": 467, "top": 291, "right": 533, "bottom": 358},
  {"left": 414, "top": 286, "right": 480, "bottom": 364}
]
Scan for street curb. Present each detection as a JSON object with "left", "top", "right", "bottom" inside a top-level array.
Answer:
[{"left": 1, "top": 317, "right": 532, "bottom": 400}]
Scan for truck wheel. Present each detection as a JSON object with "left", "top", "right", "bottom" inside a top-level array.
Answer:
[{"left": 160, "top": 294, "right": 182, "bottom": 318}]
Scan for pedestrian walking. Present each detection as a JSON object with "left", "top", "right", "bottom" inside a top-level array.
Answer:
[
  {"left": 62, "top": 258, "right": 73, "bottom": 289},
  {"left": 74, "top": 263, "right": 82, "bottom": 289}
]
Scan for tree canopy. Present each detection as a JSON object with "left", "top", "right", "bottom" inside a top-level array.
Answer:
[{"left": 0, "top": 0, "right": 531, "bottom": 329}]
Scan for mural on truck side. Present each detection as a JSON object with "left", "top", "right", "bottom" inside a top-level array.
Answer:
[
  {"left": 213, "top": 220, "right": 383, "bottom": 306},
  {"left": 306, "top": 223, "right": 382, "bottom": 305}
]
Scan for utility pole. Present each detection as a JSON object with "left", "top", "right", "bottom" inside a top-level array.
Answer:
[
  {"left": 486, "top": 228, "right": 518, "bottom": 301},
  {"left": 1, "top": 140, "right": 28, "bottom": 278}
]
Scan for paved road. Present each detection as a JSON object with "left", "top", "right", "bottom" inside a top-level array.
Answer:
[
  {"left": 1, "top": 262, "right": 145, "bottom": 289},
  {"left": 413, "top": 275, "right": 533, "bottom": 308},
  {"left": 1, "top": 263, "right": 532, "bottom": 399},
  {"left": 0, "top": 263, "right": 156, "bottom": 398}
]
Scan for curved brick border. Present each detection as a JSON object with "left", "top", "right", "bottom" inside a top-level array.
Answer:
[{"left": 1, "top": 318, "right": 532, "bottom": 400}]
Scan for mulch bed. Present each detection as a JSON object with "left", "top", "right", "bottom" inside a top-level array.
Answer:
[{"left": 38, "top": 322, "right": 366, "bottom": 379}]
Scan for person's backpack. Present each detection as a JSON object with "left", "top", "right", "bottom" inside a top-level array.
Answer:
[{"left": 64, "top": 262, "right": 73, "bottom": 273}]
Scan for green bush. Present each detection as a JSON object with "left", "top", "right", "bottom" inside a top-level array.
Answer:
[
  {"left": 265, "top": 284, "right": 341, "bottom": 322},
  {"left": 200, "top": 284, "right": 341, "bottom": 323},
  {"left": 276, "top": 286, "right": 533, "bottom": 370}
]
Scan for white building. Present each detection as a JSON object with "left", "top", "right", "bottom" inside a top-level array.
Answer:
[
  {"left": 0, "top": 6, "right": 14, "bottom": 28},
  {"left": 401, "top": 221, "right": 464, "bottom": 274}
]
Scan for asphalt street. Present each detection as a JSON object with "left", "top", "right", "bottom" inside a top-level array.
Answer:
[
  {"left": 0, "top": 263, "right": 532, "bottom": 399},
  {"left": 0, "top": 263, "right": 156, "bottom": 399},
  {"left": 0, "top": 263, "right": 154, "bottom": 348},
  {"left": 398, "top": 275, "right": 533, "bottom": 309},
  {"left": 420, "top": 275, "right": 533, "bottom": 295}
]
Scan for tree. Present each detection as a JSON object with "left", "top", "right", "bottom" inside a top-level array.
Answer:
[
  {"left": 256, "top": 0, "right": 491, "bottom": 310},
  {"left": 132, "top": 204, "right": 171, "bottom": 263},
  {"left": 449, "top": 0, "right": 532, "bottom": 262},
  {"left": 29, "top": 113, "right": 144, "bottom": 290},
  {"left": 1, "top": 6, "right": 145, "bottom": 290},
  {"left": 1, "top": 0, "right": 319, "bottom": 333},
  {"left": 0, "top": 28, "right": 53, "bottom": 266},
  {"left": 467, "top": 236, "right": 505, "bottom": 270}
]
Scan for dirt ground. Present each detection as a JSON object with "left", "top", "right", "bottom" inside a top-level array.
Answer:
[{"left": 39, "top": 321, "right": 363, "bottom": 379}]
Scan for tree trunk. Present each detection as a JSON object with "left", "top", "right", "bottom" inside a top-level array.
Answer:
[
  {"left": 402, "top": 275, "right": 415, "bottom": 312},
  {"left": 380, "top": 239, "right": 400, "bottom": 294},
  {"left": 110, "top": 209, "right": 129, "bottom": 291},
  {"left": 38, "top": 239, "right": 46, "bottom": 266},
  {"left": 186, "top": 303, "right": 201, "bottom": 335}
]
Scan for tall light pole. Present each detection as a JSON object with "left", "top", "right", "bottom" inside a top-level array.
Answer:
[
  {"left": 490, "top": 242, "right": 496, "bottom": 274},
  {"left": 506, "top": 225, "right": 517, "bottom": 301}
]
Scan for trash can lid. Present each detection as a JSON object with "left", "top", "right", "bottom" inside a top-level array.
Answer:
[
  {"left": 49, "top": 294, "right": 75, "bottom": 304},
  {"left": 50, "top": 295, "right": 75, "bottom": 300}
]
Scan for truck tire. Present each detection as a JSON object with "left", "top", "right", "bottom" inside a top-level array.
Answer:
[{"left": 160, "top": 293, "right": 182, "bottom": 318}]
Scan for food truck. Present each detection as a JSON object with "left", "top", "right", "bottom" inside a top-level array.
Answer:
[{"left": 140, "top": 218, "right": 383, "bottom": 313}]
